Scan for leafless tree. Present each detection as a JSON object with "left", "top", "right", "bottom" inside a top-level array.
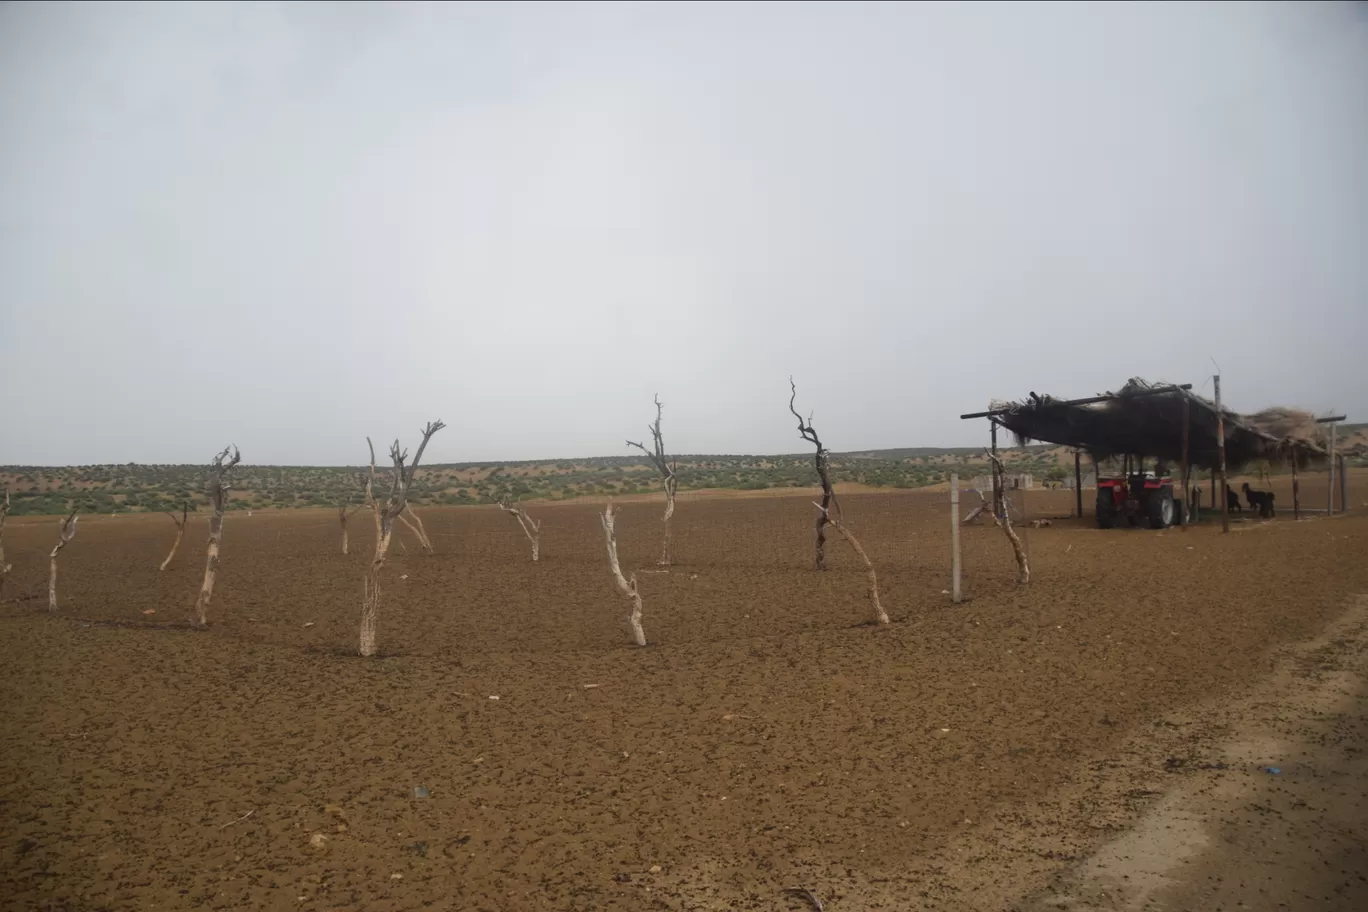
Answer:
[
  {"left": 0, "top": 487, "right": 10, "bottom": 591},
  {"left": 337, "top": 497, "right": 364, "bottom": 555},
  {"left": 193, "top": 446, "right": 241, "bottom": 628},
  {"left": 626, "top": 394, "right": 678, "bottom": 566},
  {"left": 813, "top": 503, "right": 889, "bottom": 625},
  {"left": 48, "top": 509, "right": 78, "bottom": 611},
  {"left": 600, "top": 503, "right": 646, "bottom": 646},
  {"left": 985, "top": 449, "right": 1030, "bottom": 584},
  {"left": 789, "top": 378, "right": 839, "bottom": 570},
  {"left": 159, "top": 502, "right": 189, "bottom": 571},
  {"left": 359, "top": 421, "right": 445, "bottom": 657},
  {"left": 499, "top": 499, "right": 542, "bottom": 562}
]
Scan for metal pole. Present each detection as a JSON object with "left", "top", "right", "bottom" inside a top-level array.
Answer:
[
  {"left": 1214, "top": 374, "right": 1229, "bottom": 533},
  {"left": 1074, "top": 450, "right": 1083, "bottom": 518},
  {"left": 950, "top": 474, "right": 962, "bottom": 604}
]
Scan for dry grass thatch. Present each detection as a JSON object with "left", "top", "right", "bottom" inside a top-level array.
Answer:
[{"left": 991, "top": 378, "right": 1328, "bottom": 472}]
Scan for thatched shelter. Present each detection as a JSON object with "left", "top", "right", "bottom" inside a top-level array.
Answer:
[{"left": 977, "top": 378, "right": 1327, "bottom": 472}]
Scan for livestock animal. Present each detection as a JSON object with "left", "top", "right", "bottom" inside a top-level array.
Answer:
[
  {"left": 1225, "top": 485, "right": 1243, "bottom": 513},
  {"left": 1242, "top": 482, "right": 1276, "bottom": 518}
]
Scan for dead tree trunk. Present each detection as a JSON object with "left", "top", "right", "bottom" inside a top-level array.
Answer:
[
  {"left": 626, "top": 394, "right": 678, "bottom": 566},
  {"left": 814, "top": 503, "right": 889, "bottom": 625},
  {"left": 0, "top": 487, "right": 10, "bottom": 591},
  {"left": 499, "top": 499, "right": 542, "bottom": 562},
  {"left": 338, "top": 500, "right": 364, "bottom": 555},
  {"left": 159, "top": 502, "right": 189, "bottom": 571},
  {"left": 193, "top": 446, "right": 241, "bottom": 627},
  {"left": 600, "top": 503, "right": 646, "bottom": 646},
  {"left": 789, "top": 378, "right": 839, "bottom": 570},
  {"left": 359, "top": 421, "right": 445, "bottom": 657},
  {"left": 986, "top": 450, "right": 1030, "bottom": 584},
  {"left": 48, "top": 509, "right": 78, "bottom": 611}
]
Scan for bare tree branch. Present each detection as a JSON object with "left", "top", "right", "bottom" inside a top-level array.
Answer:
[
  {"left": 359, "top": 420, "right": 445, "bottom": 657},
  {"left": 159, "top": 501, "right": 189, "bottom": 571},
  {"left": 813, "top": 502, "right": 889, "bottom": 625},
  {"left": 626, "top": 394, "right": 678, "bottom": 565},
  {"left": 600, "top": 502, "right": 646, "bottom": 646},
  {"left": 790, "top": 377, "right": 840, "bottom": 569},
  {"left": 401, "top": 504, "right": 434, "bottom": 554},
  {"left": 193, "top": 446, "right": 239, "bottom": 627},
  {"left": 499, "top": 499, "right": 543, "bottom": 562},
  {"left": 985, "top": 448, "right": 1030, "bottom": 584},
  {"left": 0, "top": 487, "right": 11, "bottom": 591},
  {"left": 48, "top": 508, "right": 78, "bottom": 611},
  {"left": 783, "top": 887, "right": 825, "bottom": 912}
]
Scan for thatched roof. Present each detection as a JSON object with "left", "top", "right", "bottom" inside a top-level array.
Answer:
[{"left": 988, "top": 378, "right": 1328, "bottom": 472}]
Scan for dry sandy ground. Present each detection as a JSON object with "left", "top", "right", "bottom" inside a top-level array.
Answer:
[
  {"left": 0, "top": 491, "right": 1364, "bottom": 911},
  {"left": 1020, "top": 595, "right": 1368, "bottom": 911}
]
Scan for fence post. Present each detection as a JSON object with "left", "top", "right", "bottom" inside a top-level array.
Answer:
[{"left": 950, "top": 473, "right": 962, "bottom": 604}]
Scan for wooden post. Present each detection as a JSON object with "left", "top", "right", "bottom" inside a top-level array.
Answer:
[
  {"left": 1214, "top": 375, "right": 1229, "bottom": 533},
  {"left": 1292, "top": 455, "right": 1300, "bottom": 520},
  {"left": 1340, "top": 454, "right": 1348, "bottom": 514},
  {"left": 1180, "top": 396, "right": 1191, "bottom": 530},
  {"left": 1328, "top": 422, "right": 1337, "bottom": 515},
  {"left": 1073, "top": 450, "right": 1083, "bottom": 518},
  {"left": 990, "top": 421, "right": 1001, "bottom": 519},
  {"left": 950, "top": 473, "right": 962, "bottom": 604}
]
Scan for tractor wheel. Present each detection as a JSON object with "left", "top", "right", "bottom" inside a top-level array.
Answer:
[
  {"left": 1096, "top": 490, "right": 1118, "bottom": 529},
  {"left": 1147, "top": 488, "right": 1175, "bottom": 529}
]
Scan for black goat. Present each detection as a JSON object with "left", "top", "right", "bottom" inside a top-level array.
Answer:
[
  {"left": 1225, "top": 485, "right": 1243, "bottom": 513},
  {"left": 1242, "top": 482, "right": 1276, "bottom": 518}
]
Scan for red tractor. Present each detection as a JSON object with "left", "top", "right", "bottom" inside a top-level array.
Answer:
[{"left": 1096, "top": 462, "right": 1181, "bottom": 529}]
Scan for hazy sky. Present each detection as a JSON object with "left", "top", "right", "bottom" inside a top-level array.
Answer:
[{"left": 2, "top": 1, "right": 1365, "bottom": 465}]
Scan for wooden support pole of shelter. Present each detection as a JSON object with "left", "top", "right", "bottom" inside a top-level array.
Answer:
[
  {"left": 1073, "top": 450, "right": 1083, "bottom": 519},
  {"left": 1328, "top": 422, "right": 1337, "bottom": 515},
  {"left": 1214, "top": 374, "right": 1229, "bottom": 533},
  {"left": 1340, "top": 455, "right": 1348, "bottom": 514},
  {"left": 1311, "top": 416, "right": 1346, "bottom": 516},
  {"left": 1292, "top": 457, "right": 1300, "bottom": 520},
  {"left": 950, "top": 474, "right": 962, "bottom": 604},
  {"left": 989, "top": 420, "right": 1001, "bottom": 519},
  {"left": 1180, "top": 396, "right": 1191, "bottom": 530}
]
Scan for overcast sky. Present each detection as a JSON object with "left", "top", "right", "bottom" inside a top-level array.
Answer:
[{"left": 2, "top": 1, "right": 1365, "bottom": 466}]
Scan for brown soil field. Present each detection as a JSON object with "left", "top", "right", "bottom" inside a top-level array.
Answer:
[{"left": 2, "top": 487, "right": 1366, "bottom": 911}]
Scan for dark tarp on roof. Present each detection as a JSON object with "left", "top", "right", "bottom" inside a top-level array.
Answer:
[{"left": 989, "top": 378, "right": 1328, "bottom": 472}]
